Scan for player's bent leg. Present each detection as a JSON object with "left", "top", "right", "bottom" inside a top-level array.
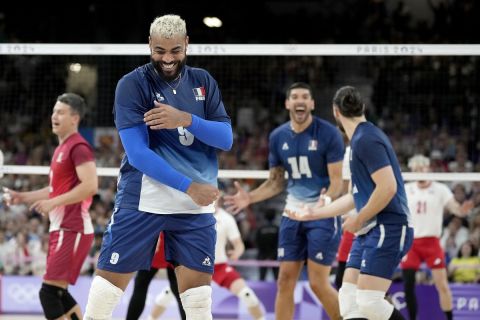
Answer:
[
  {"left": 229, "top": 278, "right": 265, "bottom": 320},
  {"left": 39, "top": 283, "right": 66, "bottom": 320},
  {"left": 356, "top": 289, "right": 397, "bottom": 320},
  {"left": 431, "top": 268, "right": 453, "bottom": 318},
  {"left": 401, "top": 269, "right": 417, "bottom": 320},
  {"left": 338, "top": 268, "right": 366, "bottom": 320},
  {"left": 275, "top": 261, "right": 303, "bottom": 320},
  {"left": 307, "top": 259, "right": 340, "bottom": 320},
  {"left": 357, "top": 274, "right": 404, "bottom": 320},
  {"left": 149, "top": 286, "right": 175, "bottom": 320},
  {"left": 176, "top": 266, "right": 212, "bottom": 320},
  {"left": 180, "top": 285, "right": 212, "bottom": 320},
  {"left": 59, "top": 288, "right": 82, "bottom": 320},
  {"left": 84, "top": 270, "right": 131, "bottom": 320}
]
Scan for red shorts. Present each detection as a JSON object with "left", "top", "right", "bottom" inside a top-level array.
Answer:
[
  {"left": 44, "top": 230, "right": 94, "bottom": 285},
  {"left": 212, "top": 263, "right": 241, "bottom": 289},
  {"left": 337, "top": 231, "right": 355, "bottom": 262},
  {"left": 151, "top": 232, "right": 171, "bottom": 269},
  {"left": 400, "top": 237, "right": 446, "bottom": 270}
]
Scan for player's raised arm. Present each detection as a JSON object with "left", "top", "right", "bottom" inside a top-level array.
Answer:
[{"left": 224, "top": 166, "right": 286, "bottom": 214}]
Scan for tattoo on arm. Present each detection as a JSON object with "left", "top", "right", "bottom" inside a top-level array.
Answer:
[{"left": 268, "top": 166, "right": 286, "bottom": 192}]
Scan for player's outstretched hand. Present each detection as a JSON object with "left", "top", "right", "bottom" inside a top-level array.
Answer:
[
  {"left": 285, "top": 205, "right": 318, "bottom": 221},
  {"left": 186, "top": 182, "right": 220, "bottom": 206},
  {"left": 2, "top": 187, "right": 21, "bottom": 206},
  {"left": 144, "top": 101, "right": 192, "bottom": 130},
  {"left": 460, "top": 199, "right": 474, "bottom": 215},
  {"left": 223, "top": 181, "right": 250, "bottom": 215}
]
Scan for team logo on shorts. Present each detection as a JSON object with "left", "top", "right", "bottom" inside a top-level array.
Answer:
[
  {"left": 278, "top": 248, "right": 285, "bottom": 258},
  {"left": 202, "top": 256, "right": 211, "bottom": 266},
  {"left": 315, "top": 252, "right": 323, "bottom": 260}
]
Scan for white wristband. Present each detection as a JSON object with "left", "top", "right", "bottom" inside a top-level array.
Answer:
[{"left": 320, "top": 195, "right": 332, "bottom": 206}]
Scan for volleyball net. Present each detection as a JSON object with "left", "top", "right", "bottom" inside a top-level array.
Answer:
[{"left": 1, "top": 43, "right": 479, "bottom": 181}]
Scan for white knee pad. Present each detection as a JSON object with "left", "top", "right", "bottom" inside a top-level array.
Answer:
[
  {"left": 236, "top": 287, "right": 260, "bottom": 308},
  {"left": 180, "top": 285, "right": 212, "bottom": 320},
  {"left": 338, "top": 282, "right": 365, "bottom": 319},
  {"left": 84, "top": 276, "right": 123, "bottom": 320},
  {"left": 154, "top": 286, "right": 175, "bottom": 308},
  {"left": 356, "top": 289, "right": 393, "bottom": 320}
]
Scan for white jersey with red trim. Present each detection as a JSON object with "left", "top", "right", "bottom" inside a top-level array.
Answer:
[
  {"left": 405, "top": 181, "right": 453, "bottom": 238},
  {"left": 214, "top": 208, "right": 241, "bottom": 264}
]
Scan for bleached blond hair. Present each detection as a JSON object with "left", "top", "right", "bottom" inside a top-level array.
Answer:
[
  {"left": 408, "top": 154, "right": 430, "bottom": 170},
  {"left": 150, "top": 14, "right": 187, "bottom": 38}
]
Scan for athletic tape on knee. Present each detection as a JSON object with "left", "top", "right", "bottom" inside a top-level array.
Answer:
[
  {"left": 84, "top": 276, "right": 123, "bottom": 320},
  {"left": 236, "top": 287, "right": 260, "bottom": 308},
  {"left": 338, "top": 282, "right": 365, "bottom": 319},
  {"left": 356, "top": 289, "right": 393, "bottom": 320},
  {"left": 154, "top": 287, "right": 175, "bottom": 308},
  {"left": 180, "top": 285, "right": 212, "bottom": 320}
]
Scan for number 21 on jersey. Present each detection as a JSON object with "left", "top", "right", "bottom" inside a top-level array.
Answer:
[{"left": 287, "top": 156, "right": 312, "bottom": 179}]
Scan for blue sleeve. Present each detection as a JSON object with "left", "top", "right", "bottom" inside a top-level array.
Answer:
[
  {"left": 326, "top": 129, "right": 345, "bottom": 163},
  {"left": 268, "top": 131, "right": 281, "bottom": 168},
  {"left": 355, "top": 135, "right": 390, "bottom": 175},
  {"left": 119, "top": 124, "right": 192, "bottom": 192},
  {"left": 187, "top": 115, "right": 233, "bottom": 151},
  {"left": 114, "top": 73, "right": 150, "bottom": 130}
]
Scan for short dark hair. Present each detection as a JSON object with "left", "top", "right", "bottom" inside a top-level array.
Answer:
[
  {"left": 57, "top": 93, "right": 87, "bottom": 119},
  {"left": 333, "top": 86, "right": 364, "bottom": 117},
  {"left": 286, "top": 82, "right": 313, "bottom": 98},
  {"left": 457, "top": 240, "right": 478, "bottom": 258}
]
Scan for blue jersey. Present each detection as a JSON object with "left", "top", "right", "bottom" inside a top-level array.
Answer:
[
  {"left": 350, "top": 122, "right": 410, "bottom": 228},
  {"left": 269, "top": 117, "right": 344, "bottom": 201},
  {"left": 114, "top": 63, "right": 230, "bottom": 214}
]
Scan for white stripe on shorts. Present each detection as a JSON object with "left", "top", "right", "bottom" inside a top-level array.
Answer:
[
  {"left": 55, "top": 229, "right": 64, "bottom": 252},
  {"left": 399, "top": 225, "right": 406, "bottom": 251},
  {"left": 73, "top": 232, "right": 81, "bottom": 255},
  {"left": 377, "top": 224, "right": 385, "bottom": 248}
]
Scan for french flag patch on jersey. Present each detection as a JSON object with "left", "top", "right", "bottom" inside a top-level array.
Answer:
[{"left": 193, "top": 87, "right": 206, "bottom": 101}]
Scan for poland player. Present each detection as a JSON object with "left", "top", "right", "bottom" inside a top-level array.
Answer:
[{"left": 401, "top": 154, "right": 472, "bottom": 320}]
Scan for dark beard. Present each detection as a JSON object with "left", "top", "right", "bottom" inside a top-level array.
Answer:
[{"left": 150, "top": 56, "right": 187, "bottom": 81}]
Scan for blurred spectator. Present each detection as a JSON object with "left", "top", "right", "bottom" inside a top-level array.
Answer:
[
  {"left": 448, "top": 241, "right": 480, "bottom": 283},
  {"left": 441, "top": 216, "right": 469, "bottom": 259}
]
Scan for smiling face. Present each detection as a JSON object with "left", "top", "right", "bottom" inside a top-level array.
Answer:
[
  {"left": 149, "top": 34, "right": 188, "bottom": 81},
  {"left": 285, "top": 87, "right": 314, "bottom": 126},
  {"left": 51, "top": 101, "right": 79, "bottom": 139}
]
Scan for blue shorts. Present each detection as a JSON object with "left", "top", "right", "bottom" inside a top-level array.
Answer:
[
  {"left": 278, "top": 216, "right": 341, "bottom": 265},
  {"left": 346, "top": 223, "right": 413, "bottom": 279},
  {"left": 97, "top": 208, "right": 216, "bottom": 274}
]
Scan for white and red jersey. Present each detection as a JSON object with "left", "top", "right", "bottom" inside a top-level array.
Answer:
[
  {"left": 214, "top": 208, "right": 241, "bottom": 264},
  {"left": 405, "top": 181, "right": 453, "bottom": 238},
  {"left": 48, "top": 133, "right": 95, "bottom": 234}
]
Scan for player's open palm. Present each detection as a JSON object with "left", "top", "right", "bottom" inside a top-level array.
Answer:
[
  {"left": 223, "top": 181, "right": 250, "bottom": 214},
  {"left": 187, "top": 182, "right": 219, "bottom": 206},
  {"left": 144, "top": 101, "right": 190, "bottom": 130},
  {"left": 2, "top": 187, "right": 21, "bottom": 206},
  {"left": 460, "top": 199, "right": 474, "bottom": 215}
]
